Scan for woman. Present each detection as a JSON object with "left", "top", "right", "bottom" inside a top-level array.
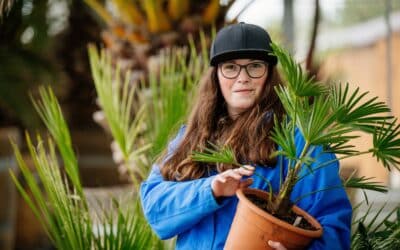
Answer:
[{"left": 140, "top": 22, "right": 352, "bottom": 250}]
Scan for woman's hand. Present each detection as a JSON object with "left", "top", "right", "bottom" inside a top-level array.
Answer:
[
  {"left": 268, "top": 240, "right": 287, "bottom": 250},
  {"left": 211, "top": 165, "right": 254, "bottom": 198}
]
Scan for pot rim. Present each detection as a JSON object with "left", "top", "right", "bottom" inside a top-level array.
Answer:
[{"left": 236, "top": 188, "right": 323, "bottom": 238}]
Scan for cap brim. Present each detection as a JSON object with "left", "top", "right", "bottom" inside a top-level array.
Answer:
[{"left": 210, "top": 49, "right": 277, "bottom": 66}]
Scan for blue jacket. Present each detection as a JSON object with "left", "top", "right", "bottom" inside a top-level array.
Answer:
[{"left": 140, "top": 126, "right": 352, "bottom": 250}]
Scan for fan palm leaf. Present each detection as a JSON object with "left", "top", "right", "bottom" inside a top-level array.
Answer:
[
  {"left": 331, "top": 83, "right": 392, "bottom": 133},
  {"left": 372, "top": 119, "right": 400, "bottom": 169}
]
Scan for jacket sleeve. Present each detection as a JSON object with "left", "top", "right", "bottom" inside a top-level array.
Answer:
[
  {"left": 140, "top": 126, "right": 227, "bottom": 240},
  {"left": 291, "top": 131, "right": 352, "bottom": 250}
]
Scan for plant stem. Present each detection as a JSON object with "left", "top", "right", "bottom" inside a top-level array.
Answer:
[
  {"left": 271, "top": 141, "right": 311, "bottom": 214},
  {"left": 282, "top": 141, "right": 310, "bottom": 197}
]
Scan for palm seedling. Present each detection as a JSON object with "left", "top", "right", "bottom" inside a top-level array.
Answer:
[
  {"left": 9, "top": 86, "right": 163, "bottom": 249},
  {"left": 88, "top": 44, "right": 151, "bottom": 183},
  {"left": 9, "top": 87, "right": 92, "bottom": 250},
  {"left": 192, "top": 42, "right": 400, "bottom": 218}
]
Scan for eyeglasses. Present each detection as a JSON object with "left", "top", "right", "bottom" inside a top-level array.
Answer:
[{"left": 219, "top": 61, "right": 268, "bottom": 79}]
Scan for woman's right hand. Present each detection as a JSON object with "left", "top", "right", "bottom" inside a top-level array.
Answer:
[{"left": 211, "top": 165, "right": 254, "bottom": 198}]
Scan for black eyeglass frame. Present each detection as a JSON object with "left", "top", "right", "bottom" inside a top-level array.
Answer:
[{"left": 218, "top": 61, "right": 268, "bottom": 79}]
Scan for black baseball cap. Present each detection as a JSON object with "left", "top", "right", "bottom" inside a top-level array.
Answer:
[{"left": 210, "top": 22, "right": 277, "bottom": 66}]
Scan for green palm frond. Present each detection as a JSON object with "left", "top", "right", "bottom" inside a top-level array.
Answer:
[
  {"left": 351, "top": 204, "right": 400, "bottom": 250},
  {"left": 344, "top": 175, "right": 388, "bottom": 193},
  {"left": 192, "top": 143, "right": 239, "bottom": 166},
  {"left": 93, "top": 197, "right": 161, "bottom": 250},
  {"left": 88, "top": 45, "right": 151, "bottom": 171},
  {"left": 10, "top": 135, "right": 93, "bottom": 250},
  {"left": 192, "top": 143, "right": 274, "bottom": 197},
  {"left": 351, "top": 223, "right": 373, "bottom": 250},
  {"left": 12, "top": 87, "right": 92, "bottom": 249},
  {"left": 11, "top": 85, "right": 166, "bottom": 249},
  {"left": 331, "top": 83, "right": 392, "bottom": 133},
  {"left": 323, "top": 140, "right": 359, "bottom": 155},
  {"left": 372, "top": 119, "right": 400, "bottom": 170},
  {"left": 31, "top": 86, "right": 83, "bottom": 196},
  {"left": 270, "top": 116, "right": 297, "bottom": 160},
  {"left": 271, "top": 42, "right": 326, "bottom": 97},
  {"left": 274, "top": 84, "right": 297, "bottom": 117},
  {"left": 299, "top": 95, "right": 358, "bottom": 147}
]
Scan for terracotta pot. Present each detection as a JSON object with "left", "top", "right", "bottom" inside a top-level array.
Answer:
[{"left": 225, "top": 188, "right": 323, "bottom": 250}]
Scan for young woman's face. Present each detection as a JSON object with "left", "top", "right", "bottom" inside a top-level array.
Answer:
[{"left": 217, "top": 59, "right": 269, "bottom": 118}]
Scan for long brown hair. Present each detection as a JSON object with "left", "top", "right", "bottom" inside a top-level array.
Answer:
[{"left": 161, "top": 65, "right": 285, "bottom": 181}]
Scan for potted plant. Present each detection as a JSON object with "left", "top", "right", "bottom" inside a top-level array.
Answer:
[{"left": 192, "top": 43, "right": 400, "bottom": 249}]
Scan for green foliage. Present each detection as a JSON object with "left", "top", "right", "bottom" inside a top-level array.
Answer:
[
  {"left": 10, "top": 87, "right": 161, "bottom": 249},
  {"left": 331, "top": 83, "right": 392, "bottom": 133},
  {"left": 10, "top": 86, "right": 92, "bottom": 249},
  {"left": 93, "top": 198, "right": 162, "bottom": 250},
  {"left": 192, "top": 144, "right": 274, "bottom": 199},
  {"left": 192, "top": 143, "right": 239, "bottom": 166},
  {"left": 32, "top": 86, "right": 83, "bottom": 195},
  {"left": 372, "top": 119, "right": 400, "bottom": 169},
  {"left": 269, "top": 116, "right": 297, "bottom": 160},
  {"left": 351, "top": 204, "right": 400, "bottom": 250},
  {"left": 271, "top": 43, "right": 326, "bottom": 97},
  {"left": 141, "top": 32, "right": 209, "bottom": 161},
  {"left": 192, "top": 42, "right": 400, "bottom": 215},
  {"left": 88, "top": 33, "right": 210, "bottom": 248},
  {"left": 344, "top": 175, "right": 388, "bottom": 194},
  {"left": 88, "top": 45, "right": 151, "bottom": 180},
  {"left": 269, "top": 42, "right": 400, "bottom": 200},
  {"left": 10, "top": 135, "right": 93, "bottom": 250}
]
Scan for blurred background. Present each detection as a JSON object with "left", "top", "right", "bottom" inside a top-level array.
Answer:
[{"left": 0, "top": 0, "right": 399, "bottom": 249}]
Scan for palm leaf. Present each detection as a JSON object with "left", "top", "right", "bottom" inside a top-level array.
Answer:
[
  {"left": 93, "top": 197, "right": 160, "bottom": 250},
  {"left": 331, "top": 83, "right": 392, "bottom": 133},
  {"left": 88, "top": 45, "right": 151, "bottom": 181},
  {"left": 372, "top": 119, "right": 400, "bottom": 170},
  {"left": 88, "top": 45, "right": 147, "bottom": 157},
  {"left": 271, "top": 43, "right": 326, "bottom": 97},
  {"left": 192, "top": 143, "right": 239, "bottom": 166},
  {"left": 274, "top": 85, "right": 297, "bottom": 117},
  {"left": 10, "top": 134, "right": 92, "bottom": 250},
  {"left": 351, "top": 204, "right": 400, "bottom": 250},
  {"left": 323, "top": 140, "right": 359, "bottom": 155},
  {"left": 269, "top": 115, "right": 297, "bottom": 160},
  {"left": 31, "top": 86, "right": 83, "bottom": 196},
  {"left": 344, "top": 175, "right": 388, "bottom": 193}
]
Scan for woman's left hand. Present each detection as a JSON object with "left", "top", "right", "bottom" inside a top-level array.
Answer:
[{"left": 268, "top": 240, "right": 287, "bottom": 250}]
